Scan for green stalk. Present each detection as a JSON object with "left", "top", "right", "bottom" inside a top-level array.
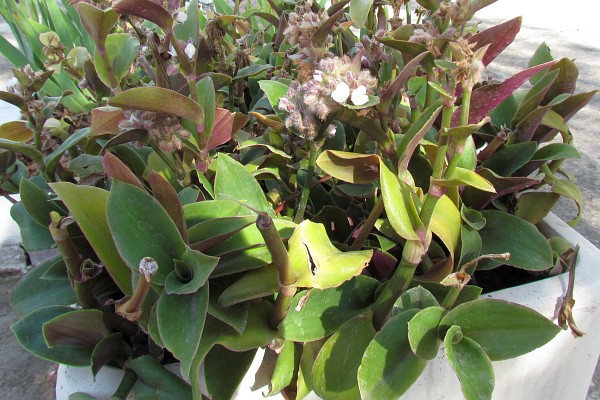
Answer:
[
  {"left": 294, "top": 141, "right": 318, "bottom": 223},
  {"left": 191, "top": 355, "right": 203, "bottom": 400},
  {"left": 350, "top": 195, "right": 384, "bottom": 251},
  {"left": 257, "top": 213, "right": 297, "bottom": 329},
  {"left": 112, "top": 369, "right": 137, "bottom": 399},
  {"left": 372, "top": 103, "right": 455, "bottom": 327},
  {"left": 49, "top": 212, "right": 96, "bottom": 308},
  {"left": 405, "top": 0, "right": 412, "bottom": 25},
  {"left": 150, "top": 142, "right": 185, "bottom": 181}
]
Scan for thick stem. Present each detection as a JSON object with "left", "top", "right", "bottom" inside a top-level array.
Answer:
[
  {"left": 257, "top": 213, "right": 296, "bottom": 329},
  {"left": 350, "top": 195, "right": 384, "bottom": 251},
  {"left": 191, "top": 354, "right": 203, "bottom": 400},
  {"left": 112, "top": 369, "right": 138, "bottom": 399},
  {"left": 294, "top": 141, "right": 318, "bottom": 223},
  {"left": 49, "top": 212, "right": 96, "bottom": 308}
]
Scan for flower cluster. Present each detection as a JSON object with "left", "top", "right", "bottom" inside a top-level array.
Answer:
[
  {"left": 119, "top": 110, "right": 190, "bottom": 152},
  {"left": 279, "top": 56, "right": 377, "bottom": 139},
  {"left": 283, "top": 9, "right": 332, "bottom": 61}
]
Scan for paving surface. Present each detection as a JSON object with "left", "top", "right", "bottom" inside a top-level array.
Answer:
[{"left": 1, "top": 1, "right": 599, "bottom": 399}]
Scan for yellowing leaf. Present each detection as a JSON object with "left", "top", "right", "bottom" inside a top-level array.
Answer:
[
  {"left": 288, "top": 220, "right": 372, "bottom": 289},
  {"left": 431, "top": 195, "right": 461, "bottom": 254},
  {"left": 0, "top": 121, "right": 34, "bottom": 142}
]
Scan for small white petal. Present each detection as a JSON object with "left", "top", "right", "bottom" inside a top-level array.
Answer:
[
  {"left": 326, "top": 124, "right": 336, "bottom": 137},
  {"left": 184, "top": 43, "right": 196, "bottom": 59},
  {"left": 331, "top": 82, "right": 350, "bottom": 103},
  {"left": 175, "top": 12, "right": 188, "bottom": 23},
  {"left": 313, "top": 70, "right": 323, "bottom": 82},
  {"left": 351, "top": 85, "right": 369, "bottom": 106}
]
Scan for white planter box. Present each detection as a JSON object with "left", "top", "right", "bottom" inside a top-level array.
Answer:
[
  {"left": 402, "top": 213, "right": 600, "bottom": 400},
  {"left": 56, "top": 214, "right": 600, "bottom": 400}
]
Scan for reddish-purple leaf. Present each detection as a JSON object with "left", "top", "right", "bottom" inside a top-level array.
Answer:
[
  {"left": 147, "top": 172, "right": 188, "bottom": 243},
  {"left": 206, "top": 108, "right": 237, "bottom": 151},
  {"left": 113, "top": 0, "right": 173, "bottom": 31},
  {"left": 469, "top": 17, "right": 522, "bottom": 67},
  {"left": 380, "top": 51, "right": 429, "bottom": 108},
  {"left": 453, "top": 60, "right": 558, "bottom": 126},
  {"left": 103, "top": 152, "right": 145, "bottom": 189},
  {"left": 90, "top": 106, "right": 125, "bottom": 137}
]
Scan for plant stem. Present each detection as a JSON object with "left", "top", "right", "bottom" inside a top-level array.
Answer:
[
  {"left": 191, "top": 354, "right": 203, "bottom": 400},
  {"left": 350, "top": 195, "right": 384, "bottom": 251},
  {"left": 49, "top": 212, "right": 96, "bottom": 308},
  {"left": 294, "top": 141, "right": 318, "bottom": 223},
  {"left": 405, "top": 0, "right": 412, "bottom": 25},
  {"left": 257, "top": 213, "right": 296, "bottom": 329},
  {"left": 112, "top": 369, "right": 138, "bottom": 399}
]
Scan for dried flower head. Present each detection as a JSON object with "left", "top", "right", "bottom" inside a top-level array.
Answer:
[
  {"left": 279, "top": 56, "right": 377, "bottom": 139},
  {"left": 284, "top": 9, "right": 332, "bottom": 61},
  {"left": 119, "top": 110, "right": 190, "bottom": 152}
]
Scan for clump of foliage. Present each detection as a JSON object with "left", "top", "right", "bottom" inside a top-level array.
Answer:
[{"left": 1, "top": 0, "right": 593, "bottom": 399}]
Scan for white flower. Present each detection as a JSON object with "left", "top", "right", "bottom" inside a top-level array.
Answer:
[
  {"left": 184, "top": 43, "right": 196, "bottom": 60},
  {"left": 313, "top": 70, "right": 323, "bottom": 82},
  {"left": 350, "top": 85, "right": 369, "bottom": 106},
  {"left": 175, "top": 12, "right": 188, "bottom": 23},
  {"left": 331, "top": 82, "right": 350, "bottom": 103},
  {"left": 326, "top": 124, "right": 337, "bottom": 137}
]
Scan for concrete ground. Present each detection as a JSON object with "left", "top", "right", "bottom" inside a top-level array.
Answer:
[{"left": 1, "top": 1, "right": 599, "bottom": 399}]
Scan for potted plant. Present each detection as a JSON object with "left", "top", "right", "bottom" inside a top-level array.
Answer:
[{"left": 1, "top": 0, "right": 597, "bottom": 399}]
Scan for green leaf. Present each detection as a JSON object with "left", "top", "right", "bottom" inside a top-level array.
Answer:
[
  {"left": 43, "top": 309, "right": 108, "bottom": 347},
  {"left": 288, "top": 220, "right": 373, "bottom": 289},
  {"left": 515, "top": 192, "right": 560, "bottom": 225},
  {"left": 76, "top": 3, "right": 118, "bottom": 47},
  {"left": 157, "top": 284, "right": 209, "bottom": 380},
  {"left": 434, "top": 167, "right": 496, "bottom": 192},
  {"left": 51, "top": 183, "right": 132, "bottom": 294},
  {"left": 109, "top": 87, "right": 204, "bottom": 125},
  {"left": 107, "top": 180, "right": 187, "bottom": 285},
  {"left": 188, "top": 216, "right": 256, "bottom": 250},
  {"left": 357, "top": 309, "right": 427, "bottom": 400},
  {"left": 0, "top": 138, "right": 44, "bottom": 166},
  {"left": 444, "top": 325, "right": 494, "bottom": 400},
  {"left": 45, "top": 128, "right": 91, "bottom": 179},
  {"left": 19, "top": 178, "right": 65, "bottom": 227},
  {"left": 184, "top": 199, "right": 251, "bottom": 226},
  {"left": 316, "top": 150, "right": 380, "bottom": 184},
  {"left": 392, "top": 286, "right": 440, "bottom": 316},
  {"left": 234, "top": 64, "right": 273, "bottom": 81},
  {"left": 218, "top": 264, "right": 279, "bottom": 307},
  {"left": 214, "top": 154, "right": 273, "bottom": 216},
  {"left": 528, "top": 42, "right": 554, "bottom": 85},
  {"left": 11, "top": 256, "right": 76, "bottom": 316},
  {"left": 533, "top": 144, "right": 580, "bottom": 162},
  {"left": 0, "top": 34, "right": 28, "bottom": 67},
  {"left": 439, "top": 299, "right": 561, "bottom": 361},
  {"left": 380, "top": 161, "right": 420, "bottom": 241},
  {"left": 10, "top": 202, "right": 55, "bottom": 252},
  {"left": 91, "top": 333, "right": 123, "bottom": 377},
  {"left": 204, "top": 346, "right": 257, "bottom": 400},
  {"left": 313, "top": 313, "right": 377, "bottom": 400},
  {"left": 164, "top": 249, "right": 219, "bottom": 294},
  {"left": 126, "top": 356, "right": 192, "bottom": 400},
  {"left": 258, "top": 80, "right": 289, "bottom": 111},
  {"left": 297, "top": 341, "right": 324, "bottom": 400},
  {"left": 94, "top": 33, "right": 139, "bottom": 88},
  {"left": 269, "top": 341, "right": 301, "bottom": 396},
  {"left": 174, "top": 0, "right": 199, "bottom": 46},
  {"left": 280, "top": 276, "right": 379, "bottom": 341},
  {"left": 197, "top": 76, "right": 215, "bottom": 144},
  {"left": 430, "top": 195, "right": 461, "bottom": 254},
  {"left": 408, "top": 306, "right": 445, "bottom": 360},
  {"left": 416, "top": 0, "right": 442, "bottom": 11},
  {"left": 482, "top": 142, "right": 537, "bottom": 176},
  {"left": 208, "top": 293, "right": 249, "bottom": 334},
  {"left": 11, "top": 306, "right": 94, "bottom": 366},
  {"left": 478, "top": 210, "right": 553, "bottom": 271}
]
